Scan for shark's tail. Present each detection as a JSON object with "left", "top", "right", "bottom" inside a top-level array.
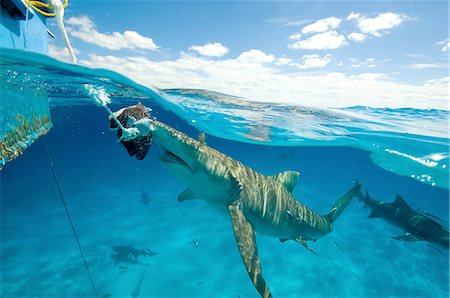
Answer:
[{"left": 325, "top": 180, "right": 362, "bottom": 223}]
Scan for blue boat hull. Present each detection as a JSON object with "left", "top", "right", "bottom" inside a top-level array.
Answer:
[{"left": 0, "top": 0, "right": 49, "bottom": 53}]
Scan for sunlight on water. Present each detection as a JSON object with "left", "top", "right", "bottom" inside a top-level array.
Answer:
[{"left": 384, "top": 149, "right": 438, "bottom": 168}]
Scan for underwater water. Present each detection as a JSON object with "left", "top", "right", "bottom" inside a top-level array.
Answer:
[{"left": 1, "top": 49, "right": 449, "bottom": 297}]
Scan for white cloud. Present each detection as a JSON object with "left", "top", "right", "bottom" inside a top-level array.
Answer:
[
  {"left": 78, "top": 51, "right": 448, "bottom": 109},
  {"left": 188, "top": 42, "right": 229, "bottom": 57},
  {"left": 409, "top": 63, "right": 441, "bottom": 69},
  {"left": 351, "top": 73, "right": 386, "bottom": 80},
  {"left": 346, "top": 12, "right": 360, "bottom": 21},
  {"left": 266, "top": 17, "right": 313, "bottom": 27},
  {"left": 289, "top": 32, "right": 302, "bottom": 41},
  {"left": 347, "top": 32, "right": 367, "bottom": 42},
  {"left": 294, "top": 54, "right": 332, "bottom": 69},
  {"left": 350, "top": 57, "right": 378, "bottom": 68},
  {"left": 436, "top": 39, "right": 449, "bottom": 52},
  {"left": 236, "top": 49, "right": 275, "bottom": 63},
  {"left": 353, "top": 12, "right": 408, "bottom": 37},
  {"left": 48, "top": 43, "right": 80, "bottom": 63},
  {"left": 276, "top": 57, "right": 293, "bottom": 65},
  {"left": 301, "top": 17, "right": 342, "bottom": 34},
  {"left": 66, "top": 16, "right": 159, "bottom": 51},
  {"left": 289, "top": 31, "right": 348, "bottom": 50}
]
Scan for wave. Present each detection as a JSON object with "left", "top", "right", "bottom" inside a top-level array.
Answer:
[{"left": 1, "top": 48, "right": 448, "bottom": 188}]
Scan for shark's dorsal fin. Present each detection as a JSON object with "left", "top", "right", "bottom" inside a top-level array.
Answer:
[
  {"left": 177, "top": 188, "right": 197, "bottom": 202},
  {"left": 271, "top": 171, "right": 300, "bottom": 193},
  {"left": 198, "top": 132, "right": 206, "bottom": 145},
  {"left": 391, "top": 195, "right": 410, "bottom": 209},
  {"left": 228, "top": 202, "right": 272, "bottom": 298}
]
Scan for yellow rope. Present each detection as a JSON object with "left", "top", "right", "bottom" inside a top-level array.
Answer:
[{"left": 23, "top": 0, "right": 68, "bottom": 17}]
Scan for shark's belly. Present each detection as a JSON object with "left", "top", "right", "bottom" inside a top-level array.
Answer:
[
  {"left": 246, "top": 213, "right": 328, "bottom": 241},
  {"left": 243, "top": 203, "right": 331, "bottom": 241},
  {"left": 247, "top": 214, "right": 288, "bottom": 238}
]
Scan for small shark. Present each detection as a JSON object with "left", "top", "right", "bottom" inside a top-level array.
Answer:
[
  {"left": 140, "top": 191, "right": 151, "bottom": 205},
  {"left": 360, "top": 191, "right": 449, "bottom": 250},
  {"left": 189, "top": 239, "right": 199, "bottom": 248},
  {"left": 111, "top": 244, "right": 157, "bottom": 265},
  {"left": 110, "top": 103, "right": 362, "bottom": 298}
]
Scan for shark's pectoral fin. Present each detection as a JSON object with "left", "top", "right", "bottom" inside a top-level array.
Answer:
[
  {"left": 279, "top": 238, "right": 289, "bottom": 243},
  {"left": 294, "top": 237, "right": 318, "bottom": 255},
  {"left": 177, "top": 188, "right": 197, "bottom": 202},
  {"left": 391, "top": 232, "right": 424, "bottom": 242},
  {"left": 228, "top": 203, "right": 272, "bottom": 298},
  {"left": 368, "top": 211, "right": 380, "bottom": 218}
]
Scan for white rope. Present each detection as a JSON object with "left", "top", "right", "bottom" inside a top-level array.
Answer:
[
  {"left": 83, "top": 84, "right": 154, "bottom": 141},
  {"left": 49, "top": 0, "right": 77, "bottom": 63}
]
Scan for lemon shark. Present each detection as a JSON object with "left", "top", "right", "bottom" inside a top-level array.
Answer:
[
  {"left": 110, "top": 103, "right": 362, "bottom": 298},
  {"left": 360, "top": 191, "right": 449, "bottom": 250}
]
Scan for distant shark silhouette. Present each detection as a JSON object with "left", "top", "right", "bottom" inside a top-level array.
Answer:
[
  {"left": 110, "top": 103, "right": 362, "bottom": 298},
  {"left": 140, "top": 191, "right": 151, "bottom": 205},
  {"left": 360, "top": 191, "right": 449, "bottom": 250},
  {"left": 111, "top": 244, "right": 157, "bottom": 266}
]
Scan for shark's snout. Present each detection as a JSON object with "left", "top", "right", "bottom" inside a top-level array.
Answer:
[{"left": 153, "top": 127, "right": 196, "bottom": 175}]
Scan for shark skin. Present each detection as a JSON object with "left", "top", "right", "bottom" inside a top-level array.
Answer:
[
  {"left": 360, "top": 191, "right": 449, "bottom": 250},
  {"left": 110, "top": 103, "right": 362, "bottom": 298}
]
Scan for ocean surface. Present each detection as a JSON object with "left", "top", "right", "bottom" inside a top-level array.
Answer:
[{"left": 1, "top": 48, "right": 449, "bottom": 297}]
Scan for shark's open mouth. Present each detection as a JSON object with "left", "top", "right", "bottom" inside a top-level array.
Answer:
[{"left": 159, "top": 150, "right": 191, "bottom": 171}]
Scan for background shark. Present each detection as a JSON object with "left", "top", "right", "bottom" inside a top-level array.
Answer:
[
  {"left": 110, "top": 103, "right": 362, "bottom": 298},
  {"left": 360, "top": 191, "right": 449, "bottom": 251},
  {"left": 111, "top": 244, "right": 158, "bottom": 266}
]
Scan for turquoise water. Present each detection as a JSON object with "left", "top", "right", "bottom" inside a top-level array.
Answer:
[{"left": 1, "top": 49, "right": 449, "bottom": 297}]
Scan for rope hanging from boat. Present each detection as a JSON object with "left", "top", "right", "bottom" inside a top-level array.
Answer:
[
  {"left": 42, "top": 137, "right": 99, "bottom": 298},
  {"left": 23, "top": 0, "right": 68, "bottom": 17}
]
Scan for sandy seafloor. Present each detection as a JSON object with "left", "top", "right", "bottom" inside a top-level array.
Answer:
[{"left": 1, "top": 104, "right": 449, "bottom": 298}]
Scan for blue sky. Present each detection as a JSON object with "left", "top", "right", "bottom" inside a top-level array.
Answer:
[{"left": 48, "top": 1, "right": 449, "bottom": 109}]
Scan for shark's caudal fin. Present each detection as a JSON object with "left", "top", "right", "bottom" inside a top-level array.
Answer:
[
  {"left": 325, "top": 181, "right": 361, "bottom": 223},
  {"left": 228, "top": 202, "right": 272, "bottom": 298}
]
